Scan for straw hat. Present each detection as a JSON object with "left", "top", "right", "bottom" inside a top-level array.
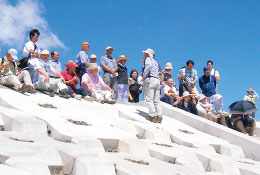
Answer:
[
  {"left": 89, "top": 54, "right": 97, "bottom": 60},
  {"left": 198, "top": 94, "right": 207, "bottom": 102},
  {"left": 40, "top": 49, "right": 50, "bottom": 57},
  {"left": 142, "top": 48, "right": 154, "bottom": 57},
  {"left": 116, "top": 55, "right": 128, "bottom": 63},
  {"left": 65, "top": 60, "right": 78, "bottom": 68},
  {"left": 81, "top": 41, "right": 90, "bottom": 47},
  {"left": 165, "top": 62, "right": 173, "bottom": 70},
  {"left": 105, "top": 46, "right": 114, "bottom": 51},
  {"left": 182, "top": 91, "right": 190, "bottom": 97},
  {"left": 88, "top": 63, "right": 98, "bottom": 70},
  {"left": 247, "top": 88, "right": 254, "bottom": 93}
]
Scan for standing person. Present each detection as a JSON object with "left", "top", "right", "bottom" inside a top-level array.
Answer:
[
  {"left": 128, "top": 70, "right": 142, "bottom": 103},
  {"left": 28, "top": 50, "right": 70, "bottom": 98},
  {"left": 178, "top": 60, "right": 199, "bottom": 98},
  {"left": 207, "top": 60, "right": 220, "bottom": 91},
  {"left": 143, "top": 48, "right": 162, "bottom": 123},
  {"left": 199, "top": 66, "right": 217, "bottom": 98},
  {"left": 89, "top": 54, "right": 102, "bottom": 77},
  {"left": 75, "top": 42, "right": 90, "bottom": 83},
  {"left": 116, "top": 55, "right": 129, "bottom": 102},
  {"left": 100, "top": 46, "right": 118, "bottom": 98},
  {"left": 244, "top": 88, "right": 259, "bottom": 118},
  {"left": 61, "top": 60, "right": 89, "bottom": 100},
  {"left": 0, "top": 49, "right": 36, "bottom": 93},
  {"left": 48, "top": 51, "right": 62, "bottom": 78}
]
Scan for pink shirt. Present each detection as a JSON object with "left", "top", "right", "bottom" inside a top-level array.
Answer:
[{"left": 81, "top": 72, "right": 105, "bottom": 91}]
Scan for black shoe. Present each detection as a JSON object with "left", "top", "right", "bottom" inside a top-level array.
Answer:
[
  {"left": 146, "top": 115, "right": 157, "bottom": 123},
  {"left": 59, "top": 89, "right": 70, "bottom": 99},
  {"left": 48, "top": 88, "right": 55, "bottom": 97}
]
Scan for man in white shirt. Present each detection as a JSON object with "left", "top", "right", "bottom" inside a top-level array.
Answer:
[
  {"left": 207, "top": 60, "right": 220, "bottom": 81},
  {"left": 48, "top": 51, "right": 62, "bottom": 78},
  {"left": 28, "top": 50, "right": 70, "bottom": 98},
  {"left": 160, "top": 78, "right": 178, "bottom": 105},
  {"left": 23, "top": 29, "right": 41, "bottom": 59}
]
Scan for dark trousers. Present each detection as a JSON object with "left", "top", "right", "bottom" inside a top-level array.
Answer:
[
  {"left": 160, "top": 96, "right": 176, "bottom": 105},
  {"left": 179, "top": 82, "right": 192, "bottom": 97},
  {"left": 129, "top": 90, "right": 140, "bottom": 103},
  {"left": 67, "top": 86, "right": 90, "bottom": 97}
]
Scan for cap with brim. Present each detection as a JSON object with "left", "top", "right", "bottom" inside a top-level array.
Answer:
[
  {"left": 247, "top": 88, "right": 254, "bottom": 92},
  {"left": 198, "top": 94, "right": 207, "bottom": 101},
  {"left": 89, "top": 54, "right": 97, "bottom": 60},
  {"left": 105, "top": 46, "right": 114, "bottom": 51},
  {"left": 88, "top": 63, "right": 98, "bottom": 70},
  {"left": 66, "top": 60, "right": 79, "bottom": 68},
  {"left": 40, "top": 49, "right": 50, "bottom": 57},
  {"left": 116, "top": 55, "right": 128, "bottom": 63},
  {"left": 182, "top": 91, "right": 190, "bottom": 97},
  {"left": 81, "top": 42, "right": 90, "bottom": 47},
  {"left": 165, "top": 62, "right": 173, "bottom": 69},
  {"left": 203, "top": 66, "right": 211, "bottom": 73},
  {"left": 8, "top": 48, "right": 18, "bottom": 60},
  {"left": 142, "top": 48, "right": 154, "bottom": 57}
]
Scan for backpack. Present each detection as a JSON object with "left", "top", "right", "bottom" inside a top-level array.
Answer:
[{"left": 18, "top": 44, "right": 37, "bottom": 70}]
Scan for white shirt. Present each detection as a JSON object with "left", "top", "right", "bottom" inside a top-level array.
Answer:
[
  {"left": 160, "top": 84, "right": 177, "bottom": 98},
  {"left": 210, "top": 68, "right": 220, "bottom": 77},
  {"left": 29, "top": 58, "right": 56, "bottom": 83},
  {"left": 23, "top": 41, "right": 41, "bottom": 59}
]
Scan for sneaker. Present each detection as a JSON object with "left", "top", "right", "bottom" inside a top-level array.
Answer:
[
  {"left": 74, "top": 95, "right": 82, "bottom": 100},
  {"left": 27, "top": 85, "right": 37, "bottom": 93},
  {"left": 18, "top": 84, "right": 32, "bottom": 93},
  {"left": 104, "top": 99, "right": 116, "bottom": 104},
  {"left": 48, "top": 88, "right": 55, "bottom": 97},
  {"left": 84, "top": 96, "right": 95, "bottom": 102},
  {"left": 146, "top": 115, "right": 156, "bottom": 123},
  {"left": 59, "top": 89, "right": 70, "bottom": 99},
  {"left": 155, "top": 115, "right": 163, "bottom": 123}
]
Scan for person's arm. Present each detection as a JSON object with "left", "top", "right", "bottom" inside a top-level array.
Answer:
[
  {"left": 191, "top": 70, "right": 198, "bottom": 85},
  {"left": 143, "top": 58, "right": 152, "bottom": 78},
  {"left": 37, "top": 68, "right": 49, "bottom": 83},
  {"left": 79, "top": 51, "right": 90, "bottom": 68},
  {"left": 254, "top": 91, "right": 259, "bottom": 99},
  {"left": 215, "top": 70, "right": 220, "bottom": 81},
  {"left": 0, "top": 60, "right": 9, "bottom": 71},
  {"left": 53, "top": 71, "right": 65, "bottom": 83},
  {"left": 214, "top": 76, "right": 217, "bottom": 88}
]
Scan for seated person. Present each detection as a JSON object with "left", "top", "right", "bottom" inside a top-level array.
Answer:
[
  {"left": 61, "top": 60, "right": 90, "bottom": 100},
  {"left": 196, "top": 94, "right": 220, "bottom": 122},
  {"left": 160, "top": 78, "right": 178, "bottom": 105},
  {"left": 173, "top": 91, "right": 198, "bottom": 115},
  {"left": 28, "top": 49, "right": 70, "bottom": 98},
  {"left": 0, "top": 48, "right": 36, "bottom": 93},
  {"left": 128, "top": 70, "right": 142, "bottom": 103},
  {"left": 81, "top": 63, "right": 115, "bottom": 104},
  {"left": 160, "top": 62, "right": 173, "bottom": 84},
  {"left": 231, "top": 114, "right": 255, "bottom": 136}
]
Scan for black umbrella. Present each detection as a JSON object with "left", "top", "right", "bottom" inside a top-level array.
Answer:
[{"left": 228, "top": 100, "right": 257, "bottom": 115}]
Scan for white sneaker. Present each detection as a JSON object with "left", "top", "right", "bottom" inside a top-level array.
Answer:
[{"left": 75, "top": 95, "right": 82, "bottom": 100}]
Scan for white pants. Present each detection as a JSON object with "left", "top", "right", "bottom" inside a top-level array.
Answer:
[
  {"left": 34, "top": 75, "right": 67, "bottom": 93},
  {"left": 0, "top": 71, "right": 32, "bottom": 90},
  {"left": 117, "top": 84, "right": 129, "bottom": 102},
  {"left": 91, "top": 89, "right": 113, "bottom": 102},
  {"left": 199, "top": 111, "right": 217, "bottom": 122},
  {"left": 143, "top": 80, "right": 150, "bottom": 101},
  {"left": 145, "top": 78, "right": 162, "bottom": 117}
]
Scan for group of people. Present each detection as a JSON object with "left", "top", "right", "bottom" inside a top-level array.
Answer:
[{"left": 0, "top": 29, "right": 258, "bottom": 135}]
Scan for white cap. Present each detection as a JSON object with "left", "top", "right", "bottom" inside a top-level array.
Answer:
[
  {"left": 142, "top": 48, "right": 154, "bottom": 57},
  {"left": 40, "top": 49, "right": 50, "bottom": 56},
  {"left": 8, "top": 48, "right": 18, "bottom": 60},
  {"left": 182, "top": 91, "right": 190, "bottom": 97},
  {"left": 89, "top": 54, "right": 97, "bottom": 59},
  {"left": 105, "top": 46, "right": 114, "bottom": 51}
]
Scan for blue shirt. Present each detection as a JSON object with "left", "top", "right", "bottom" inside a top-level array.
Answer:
[
  {"left": 100, "top": 55, "right": 117, "bottom": 71},
  {"left": 143, "top": 56, "right": 159, "bottom": 78},
  {"left": 75, "top": 50, "right": 89, "bottom": 71},
  {"left": 48, "top": 60, "right": 62, "bottom": 77},
  {"left": 199, "top": 75, "right": 216, "bottom": 97},
  {"left": 178, "top": 67, "right": 198, "bottom": 84}
]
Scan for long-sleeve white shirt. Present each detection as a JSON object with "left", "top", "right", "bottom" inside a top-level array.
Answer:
[
  {"left": 23, "top": 41, "right": 41, "bottom": 58},
  {"left": 244, "top": 91, "right": 259, "bottom": 106}
]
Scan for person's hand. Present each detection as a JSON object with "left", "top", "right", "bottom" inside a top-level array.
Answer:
[
  {"left": 60, "top": 76, "right": 65, "bottom": 83},
  {"left": 180, "top": 74, "right": 185, "bottom": 79},
  {"left": 29, "top": 49, "right": 34, "bottom": 53},
  {"left": 2, "top": 61, "right": 10, "bottom": 67},
  {"left": 110, "top": 89, "right": 114, "bottom": 94},
  {"left": 44, "top": 75, "right": 49, "bottom": 83},
  {"left": 139, "top": 86, "right": 142, "bottom": 91},
  {"left": 88, "top": 86, "right": 93, "bottom": 93},
  {"left": 177, "top": 97, "right": 182, "bottom": 102},
  {"left": 73, "top": 76, "right": 78, "bottom": 82}
]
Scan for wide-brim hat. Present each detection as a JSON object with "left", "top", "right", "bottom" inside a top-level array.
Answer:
[
  {"left": 142, "top": 48, "right": 154, "bottom": 57},
  {"left": 165, "top": 62, "right": 173, "bottom": 69},
  {"left": 105, "top": 46, "right": 114, "bottom": 51},
  {"left": 65, "top": 60, "right": 78, "bottom": 68},
  {"left": 116, "top": 55, "right": 128, "bottom": 63},
  {"left": 247, "top": 88, "right": 254, "bottom": 92},
  {"left": 88, "top": 63, "right": 98, "bottom": 70},
  {"left": 81, "top": 41, "right": 90, "bottom": 47},
  {"left": 182, "top": 91, "right": 190, "bottom": 97},
  {"left": 89, "top": 54, "right": 97, "bottom": 60},
  {"left": 40, "top": 49, "right": 50, "bottom": 57},
  {"left": 8, "top": 48, "right": 18, "bottom": 60},
  {"left": 198, "top": 94, "right": 207, "bottom": 101}
]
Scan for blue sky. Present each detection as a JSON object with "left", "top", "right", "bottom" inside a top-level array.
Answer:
[{"left": 0, "top": 0, "right": 260, "bottom": 119}]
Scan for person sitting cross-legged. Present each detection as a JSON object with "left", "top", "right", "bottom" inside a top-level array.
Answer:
[
  {"left": 28, "top": 49, "right": 70, "bottom": 98},
  {"left": 61, "top": 60, "right": 90, "bottom": 100},
  {"left": 81, "top": 63, "right": 116, "bottom": 104},
  {"left": 0, "top": 48, "right": 36, "bottom": 93},
  {"left": 160, "top": 78, "right": 178, "bottom": 105},
  {"left": 174, "top": 91, "right": 198, "bottom": 115}
]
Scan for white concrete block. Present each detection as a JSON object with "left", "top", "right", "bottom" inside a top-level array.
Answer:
[
  {"left": 208, "top": 157, "right": 241, "bottom": 175},
  {"left": 71, "top": 136, "right": 105, "bottom": 153},
  {"left": 144, "top": 128, "right": 172, "bottom": 144},
  {"left": 72, "top": 157, "right": 116, "bottom": 175},
  {"left": 0, "top": 164, "right": 32, "bottom": 175},
  {"left": 118, "top": 139, "right": 150, "bottom": 157},
  {"left": 4, "top": 156, "right": 51, "bottom": 175}
]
